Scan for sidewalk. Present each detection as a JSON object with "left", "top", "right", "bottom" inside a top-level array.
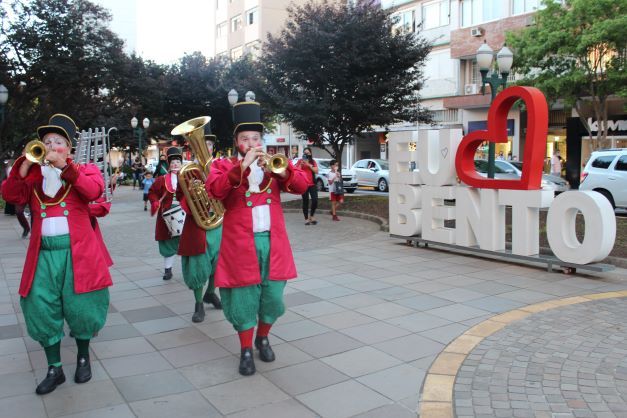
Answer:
[{"left": 0, "top": 186, "right": 625, "bottom": 418}]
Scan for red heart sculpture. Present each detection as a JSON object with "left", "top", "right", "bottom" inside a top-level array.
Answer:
[{"left": 455, "top": 86, "right": 548, "bottom": 190}]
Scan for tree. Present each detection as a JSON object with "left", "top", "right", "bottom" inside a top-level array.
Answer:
[
  {"left": 261, "top": 0, "right": 432, "bottom": 167},
  {"left": 0, "top": 0, "right": 129, "bottom": 160},
  {"left": 507, "top": 0, "right": 627, "bottom": 150}
]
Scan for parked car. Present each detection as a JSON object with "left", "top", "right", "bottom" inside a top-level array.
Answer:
[
  {"left": 503, "top": 160, "right": 570, "bottom": 193},
  {"left": 314, "top": 158, "right": 357, "bottom": 193},
  {"left": 351, "top": 159, "right": 390, "bottom": 192},
  {"left": 580, "top": 148, "right": 627, "bottom": 209}
]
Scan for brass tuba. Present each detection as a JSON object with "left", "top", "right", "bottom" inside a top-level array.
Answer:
[
  {"left": 171, "top": 116, "right": 225, "bottom": 230},
  {"left": 25, "top": 140, "right": 48, "bottom": 165}
]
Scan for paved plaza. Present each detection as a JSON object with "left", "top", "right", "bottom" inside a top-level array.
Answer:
[{"left": 0, "top": 186, "right": 626, "bottom": 418}]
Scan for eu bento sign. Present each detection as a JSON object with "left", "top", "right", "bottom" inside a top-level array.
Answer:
[{"left": 389, "top": 86, "right": 616, "bottom": 265}]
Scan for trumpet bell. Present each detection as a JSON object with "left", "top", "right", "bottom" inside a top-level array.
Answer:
[
  {"left": 25, "top": 140, "right": 47, "bottom": 165},
  {"left": 263, "top": 153, "right": 289, "bottom": 175}
]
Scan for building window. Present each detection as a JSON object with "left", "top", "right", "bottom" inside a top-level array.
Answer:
[
  {"left": 422, "top": 0, "right": 449, "bottom": 30},
  {"left": 216, "top": 22, "right": 227, "bottom": 38},
  {"left": 247, "top": 8, "right": 258, "bottom": 25},
  {"left": 231, "top": 46, "right": 243, "bottom": 60},
  {"left": 216, "top": 0, "right": 225, "bottom": 10},
  {"left": 462, "top": 0, "right": 506, "bottom": 27},
  {"left": 231, "top": 15, "right": 242, "bottom": 32},
  {"left": 512, "top": 0, "right": 551, "bottom": 15},
  {"left": 392, "top": 9, "right": 415, "bottom": 33},
  {"left": 245, "top": 41, "right": 261, "bottom": 57}
]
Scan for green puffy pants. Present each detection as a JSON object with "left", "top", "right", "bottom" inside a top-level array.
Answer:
[
  {"left": 20, "top": 234, "right": 110, "bottom": 347},
  {"left": 158, "top": 236, "right": 180, "bottom": 257},
  {"left": 220, "top": 232, "right": 286, "bottom": 332},
  {"left": 181, "top": 226, "right": 222, "bottom": 290}
]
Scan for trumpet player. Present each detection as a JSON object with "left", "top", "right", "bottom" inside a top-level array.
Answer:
[
  {"left": 207, "top": 101, "right": 310, "bottom": 376},
  {"left": 1, "top": 114, "right": 112, "bottom": 395}
]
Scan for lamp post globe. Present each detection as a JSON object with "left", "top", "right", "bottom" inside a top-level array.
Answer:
[
  {"left": 0, "top": 84, "right": 8, "bottom": 105},
  {"left": 245, "top": 90, "right": 255, "bottom": 102},
  {"left": 228, "top": 89, "right": 239, "bottom": 106},
  {"left": 142, "top": 117, "right": 150, "bottom": 129},
  {"left": 497, "top": 44, "right": 514, "bottom": 76},
  {"left": 476, "top": 41, "right": 494, "bottom": 72},
  {"left": 130, "top": 116, "right": 138, "bottom": 129}
]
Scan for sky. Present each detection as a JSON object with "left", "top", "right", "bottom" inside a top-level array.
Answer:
[{"left": 93, "top": 0, "right": 214, "bottom": 64}]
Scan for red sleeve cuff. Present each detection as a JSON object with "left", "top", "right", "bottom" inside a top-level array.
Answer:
[{"left": 60, "top": 163, "right": 80, "bottom": 184}]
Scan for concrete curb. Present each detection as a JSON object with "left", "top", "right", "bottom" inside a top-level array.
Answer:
[{"left": 282, "top": 208, "right": 389, "bottom": 231}]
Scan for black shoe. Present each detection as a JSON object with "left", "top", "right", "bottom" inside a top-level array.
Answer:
[
  {"left": 74, "top": 355, "right": 92, "bottom": 384},
  {"left": 144, "top": 207, "right": 147, "bottom": 211},
  {"left": 22, "top": 229, "right": 30, "bottom": 238},
  {"left": 163, "top": 267, "right": 172, "bottom": 280},
  {"left": 191, "top": 302, "right": 205, "bottom": 323},
  {"left": 255, "top": 336, "right": 276, "bottom": 362},
  {"left": 239, "top": 348, "right": 256, "bottom": 376},
  {"left": 36, "top": 365, "right": 66, "bottom": 395},
  {"left": 203, "top": 291, "right": 222, "bottom": 310}
]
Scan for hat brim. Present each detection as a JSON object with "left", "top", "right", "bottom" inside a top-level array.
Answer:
[
  {"left": 204, "top": 135, "right": 216, "bottom": 141},
  {"left": 233, "top": 122, "right": 264, "bottom": 135},
  {"left": 37, "top": 126, "right": 72, "bottom": 146}
]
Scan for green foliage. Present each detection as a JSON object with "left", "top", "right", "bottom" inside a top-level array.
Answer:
[
  {"left": 507, "top": 0, "right": 627, "bottom": 149},
  {"left": 261, "top": 0, "right": 432, "bottom": 166}
]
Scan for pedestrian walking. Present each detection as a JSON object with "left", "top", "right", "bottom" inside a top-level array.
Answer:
[
  {"left": 295, "top": 147, "right": 318, "bottom": 225},
  {"left": 153, "top": 153, "right": 168, "bottom": 177},
  {"left": 207, "top": 101, "right": 309, "bottom": 376},
  {"left": 327, "top": 159, "right": 344, "bottom": 221},
  {"left": 148, "top": 147, "right": 184, "bottom": 280},
  {"left": 551, "top": 151, "right": 562, "bottom": 177},
  {"left": 131, "top": 157, "right": 143, "bottom": 189},
  {"left": 1, "top": 114, "right": 112, "bottom": 395},
  {"left": 142, "top": 172, "right": 154, "bottom": 211}
]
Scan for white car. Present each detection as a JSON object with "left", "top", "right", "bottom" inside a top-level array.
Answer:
[
  {"left": 313, "top": 158, "right": 357, "bottom": 193},
  {"left": 351, "top": 159, "right": 390, "bottom": 192},
  {"left": 580, "top": 149, "right": 627, "bottom": 209}
]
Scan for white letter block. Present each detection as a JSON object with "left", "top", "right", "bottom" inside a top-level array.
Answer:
[
  {"left": 388, "top": 131, "right": 421, "bottom": 185},
  {"left": 421, "top": 185, "right": 455, "bottom": 244},
  {"left": 389, "top": 183, "right": 422, "bottom": 236},
  {"left": 499, "top": 189, "right": 554, "bottom": 256},
  {"left": 546, "top": 191, "right": 616, "bottom": 264},
  {"left": 456, "top": 187, "right": 505, "bottom": 251},
  {"left": 417, "top": 129, "right": 463, "bottom": 186}
]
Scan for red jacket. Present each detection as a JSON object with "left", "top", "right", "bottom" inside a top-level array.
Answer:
[
  {"left": 206, "top": 157, "right": 309, "bottom": 288},
  {"left": 147, "top": 173, "right": 177, "bottom": 241},
  {"left": 1, "top": 156, "right": 112, "bottom": 297},
  {"left": 88, "top": 200, "right": 113, "bottom": 267}
]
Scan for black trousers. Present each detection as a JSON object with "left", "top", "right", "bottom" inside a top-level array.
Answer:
[{"left": 301, "top": 185, "right": 318, "bottom": 219}]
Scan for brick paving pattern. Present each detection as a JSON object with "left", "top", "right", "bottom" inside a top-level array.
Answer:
[
  {"left": 455, "top": 298, "right": 627, "bottom": 418},
  {"left": 0, "top": 187, "right": 625, "bottom": 417}
]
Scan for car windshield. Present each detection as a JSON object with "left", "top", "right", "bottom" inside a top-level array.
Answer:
[
  {"left": 374, "top": 160, "right": 389, "bottom": 170},
  {"left": 495, "top": 161, "right": 516, "bottom": 173},
  {"left": 474, "top": 160, "right": 508, "bottom": 174},
  {"left": 316, "top": 160, "right": 330, "bottom": 169}
]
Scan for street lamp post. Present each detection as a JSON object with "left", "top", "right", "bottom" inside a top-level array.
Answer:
[
  {"left": 0, "top": 84, "right": 8, "bottom": 130},
  {"left": 476, "top": 41, "right": 514, "bottom": 178},
  {"left": 227, "top": 89, "right": 239, "bottom": 121},
  {"left": 131, "top": 116, "right": 150, "bottom": 164}
]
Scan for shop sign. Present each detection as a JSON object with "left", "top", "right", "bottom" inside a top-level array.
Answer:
[
  {"left": 587, "top": 117, "right": 627, "bottom": 134},
  {"left": 389, "top": 86, "right": 616, "bottom": 265}
]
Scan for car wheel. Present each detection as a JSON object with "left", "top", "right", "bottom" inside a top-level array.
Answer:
[
  {"left": 377, "top": 178, "right": 388, "bottom": 192},
  {"left": 594, "top": 189, "right": 616, "bottom": 209},
  {"left": 346, "top": 188, "right": 355, "bottom": 194},
  {"left": 316, "top": 178, "right": 325, "bottom": 192}
]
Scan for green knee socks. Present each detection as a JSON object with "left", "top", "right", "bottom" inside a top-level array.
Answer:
[
  {"left": 43, "top": 341, "right": 62, "bottom": 367},
  {"left": 194, "top": 288, "right": 203, "bottom": 303},
  {"left": 76, "top": 338, "right": 90, "bottom": 357}
]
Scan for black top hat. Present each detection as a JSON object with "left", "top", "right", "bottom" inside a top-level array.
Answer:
[
  {"left": 37, "top": 114, "right": 78, "bottom": 146},
  {"left": 204, "top": 123, "right": 216, "bottom": 142},
  {"left": 166, "top": 146, "right": 182, "bottom": 163},
  {"left": 233, "top": 102, "right": 263, "bottom": 135}
]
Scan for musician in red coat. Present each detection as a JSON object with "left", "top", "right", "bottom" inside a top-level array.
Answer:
[
  {"left": 207, "top": 101, "right": 309, "bottom": 376},
  {"left": 1, "top": 114, "right": 111, "bottom": 395},
  {"left": 148, "top": 147, "right": 183, "bottom": 280}
]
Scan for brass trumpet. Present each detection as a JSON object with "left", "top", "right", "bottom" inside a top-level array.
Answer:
[
  {"left": 259, "top": 152, "right": 289, "bottom": 175},
  {"left": 25, "top": 140, "right": 48, "bottom": 165}
]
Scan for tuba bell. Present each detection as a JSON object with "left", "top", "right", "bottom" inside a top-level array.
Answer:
[
  {"left": 25, "top": 140, "right": 48, "bottom": 165},
  {"left": 171, "top": 116, "right": 225, "bottom": 230}
]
